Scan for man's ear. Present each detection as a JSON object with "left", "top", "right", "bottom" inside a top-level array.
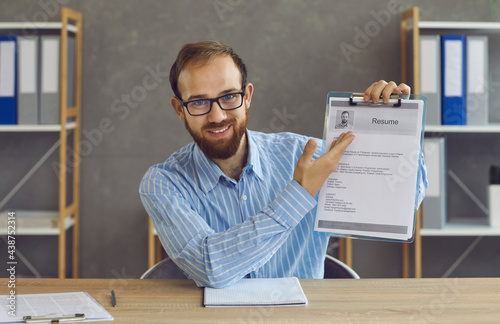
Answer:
[
  {"left": 171, "top": 96, "right": 185, "bottom": 121},
  {"left": 244, "top": 83, "right": 254, "bottom": 109}
]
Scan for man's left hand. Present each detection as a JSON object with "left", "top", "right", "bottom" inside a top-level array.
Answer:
[{"left": 363, "top": 80, "right": 410, "bottom": 104}]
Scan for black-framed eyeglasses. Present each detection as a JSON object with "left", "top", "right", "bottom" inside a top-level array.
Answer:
[{"left": 177, "top": 89, "right": 246, "bottom": 116}]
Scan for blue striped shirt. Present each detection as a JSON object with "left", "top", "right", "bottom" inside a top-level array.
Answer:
[{"left": 139, "top": 130, "right": 427, "bottom": 288}]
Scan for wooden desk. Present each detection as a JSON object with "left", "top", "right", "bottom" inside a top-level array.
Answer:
[{"left": 2, "top": 278, "right": 499, "bottom": 323}]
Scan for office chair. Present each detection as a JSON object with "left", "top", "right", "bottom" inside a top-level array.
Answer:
[
  {"left": 141, "top": 254, "right": 360, "bottom": 279},
  {"left": 140, "top": 257, "right": 187, "bottom": 279},
  {"left": 323, "top": 254, "right": 360, "bottom": 279}
]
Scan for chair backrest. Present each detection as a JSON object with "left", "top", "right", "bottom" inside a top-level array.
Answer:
[
  {"left": 142, "top": 254, "right": 360, "bottom": 279},
  {"left": 140, "top": 257, "right": 187, "bottom": 279},
  {"left": 323, "top": 254, "right": 360, "bottom": 279}
]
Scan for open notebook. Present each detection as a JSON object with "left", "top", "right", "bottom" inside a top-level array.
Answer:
[{"left": 204, "top": 277, "right": 308, "bottom": 307}]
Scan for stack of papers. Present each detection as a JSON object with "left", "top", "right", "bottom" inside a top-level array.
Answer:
[
  {"left": 0, "top": 292, "right": 113, "bottom": 323},
  {"left": 204, "top": 277, "right": 308, "bottom": 307}
]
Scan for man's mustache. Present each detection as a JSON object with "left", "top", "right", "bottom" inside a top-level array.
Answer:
[{"left": 202, "top": 120, "right": 234, "bottom": 131}]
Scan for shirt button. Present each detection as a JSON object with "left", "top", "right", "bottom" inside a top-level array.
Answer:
[{"left": 242, "top": 195, "right": 247, "bottom": 201}]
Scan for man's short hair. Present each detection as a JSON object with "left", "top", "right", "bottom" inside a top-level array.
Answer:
[
  {"left": 341, "top": 111, "right": 349, "bottom": 116},
  {"left": 169, "top": 41, "right": 247, "bottom": 100}
]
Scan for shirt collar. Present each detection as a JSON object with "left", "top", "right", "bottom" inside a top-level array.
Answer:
[
  {"left": 246, "top": 130, "right": 264, "bottom": 181},
  {"left": 193, "top": 130, "right": 264, "bottom": 194}
]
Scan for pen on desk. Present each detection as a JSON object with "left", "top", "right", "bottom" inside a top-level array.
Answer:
[{"left": 111, "top": 290, "right": 117, "bottom": 307}]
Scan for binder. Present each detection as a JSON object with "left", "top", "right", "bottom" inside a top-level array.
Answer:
[
  {"left": 422, "top": 137, "right": 447, "bottom": 229},
  {"left": 0, "top": 35, "right": 17, "bottom": 124},
  {"left": 40, "top": 35, "right": 60, "bottom": 124},
  {"left": 489, "top": 166, "right": 500, "bottom": 227},
  {"left": 441, "top": 35, "right": 466, "bottom": 125},
  {"left": 420, "top": 35, "right": 441, "bottom": 125},
  {"left": 466, "top": 35, "right": 488, "bottom": 125},
  {"left": 17, "top": 36, "right": 40, "bottom": 124}
]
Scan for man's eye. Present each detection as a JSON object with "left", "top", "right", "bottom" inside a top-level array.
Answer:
[
  {"left": 192, "top": 100, "right": 208, "bottom": 106},
  {"left": 222, "top": 94, "right": 235, "bottom": 101}
]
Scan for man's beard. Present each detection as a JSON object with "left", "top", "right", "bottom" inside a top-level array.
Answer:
[{"left": 184, "top": 109, "right": 248, "bottom": 160}]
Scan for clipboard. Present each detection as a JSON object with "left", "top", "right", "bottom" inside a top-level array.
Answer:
[
  {"left": 0, "top": 292, "right": 113, "bottom": 323},
  {"left": 314, "top": 91, "right": 426, "bottom": 243},
  {"left": 23, "top": 313, "right": 85, "bottom": 323}
]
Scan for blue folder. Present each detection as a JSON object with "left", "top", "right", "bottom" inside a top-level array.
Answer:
[
  {"left": 441, "top": 35, "right": 466, "bottom": 125},
  {"left": 0, "top": 35, "right": 17, "bottom": 124}
]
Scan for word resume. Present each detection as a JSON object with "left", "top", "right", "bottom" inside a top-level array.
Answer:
[{"left": 315, "top": 94, "right": 424, "bottom": 242}]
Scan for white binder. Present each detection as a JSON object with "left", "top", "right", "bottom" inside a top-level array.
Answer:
[
  {"left": 17, "top": 36, "right": 40, "bottom": 124},
  {"left": 40, "top": 35, "right": 60, "bottom": 124},
  {"left": 422, "top": 137, "right": 447, "bottom": 229},
  {"left": 466, "top": 35, "right": 489, "bottom": 125},
  {"left": 420, "top": 35, "right": 441, "bottom": 125}
]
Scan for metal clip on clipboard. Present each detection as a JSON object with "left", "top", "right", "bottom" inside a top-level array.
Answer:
[
  {"left": 349, "top": 93, "right": 409, "bottom": 107},
  {"left": 23, "top": 313, "right": 85, "bottom": 323}
]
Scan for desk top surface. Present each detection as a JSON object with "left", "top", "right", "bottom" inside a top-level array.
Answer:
[{"left": 1, "top": 278, "right": 500, "bottom": 323}]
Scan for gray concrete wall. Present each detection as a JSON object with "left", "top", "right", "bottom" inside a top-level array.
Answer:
[{"left": 1, "top": 0, "right": 499, "bottom": 278}]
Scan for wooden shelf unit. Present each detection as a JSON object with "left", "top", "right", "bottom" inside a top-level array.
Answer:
[
  {"left": 401, "top": 6, "right": 500, "bottom": 278},
  {"left": 0, "top": 7, "right": 82, "bottom": 278}
]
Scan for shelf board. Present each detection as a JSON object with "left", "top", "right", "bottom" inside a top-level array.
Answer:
[
  {"left": 0, "top": 122, "right": 76, "bottom": 132},
  {"left": 0, "top": 22, "right": 77, "bottom": 32},
  {"left": 420, "top": 221, "right": 500, "bottom": 237},
  {"left": 419, "top": 21, "right": 500, "bottom": 30},
  {"left": 425, "top": 124, "right": 500, "bottom": 133},
  {"left": 0, "top": 210, "right": 74, "bottom": 236}
]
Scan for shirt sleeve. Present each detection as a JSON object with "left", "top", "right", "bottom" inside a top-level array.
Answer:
[
  {"left": 139, "top": 169, "right": 316, "bottom": 288},
  {"left": 415, "top": 149, "right": 428, "bottom": 212}
]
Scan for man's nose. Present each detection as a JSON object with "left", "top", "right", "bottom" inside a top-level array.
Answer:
[{"left": 207, "top": 101, "right": 226, "bottom": 123}]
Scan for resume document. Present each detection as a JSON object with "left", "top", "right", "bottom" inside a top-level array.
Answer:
[{"left": 315, "top": 94, "right": 424, "bottom": 242}]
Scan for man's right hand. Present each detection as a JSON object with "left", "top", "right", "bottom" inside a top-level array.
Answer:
[{"left": 293, "top": 132, "right": 355, "bottom": 197}]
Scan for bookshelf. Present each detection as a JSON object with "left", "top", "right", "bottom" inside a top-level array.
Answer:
[
  {"left": 0, "top": 22, "right": 78, "bottom": 33},
  {"left": 401, "top": 7, "right": 500, "bottom": 278},
  {"left": 0, "top": 7, "right": 82, "bottom": 278},
  {"left": 417, "top": 21, "right": 500, "bottom": 30},
  {"left": 425, "top": 124, "right": 500, "bottom": 133},
  {"left": 0, "top": 122, "right": 76, "bottom": 132},
  {"left": 420, "top": 221, "right": 500, "bottom": 237}
]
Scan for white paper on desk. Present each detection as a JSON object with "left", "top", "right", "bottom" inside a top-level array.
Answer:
[
  {"left": 0, "top": 292, "right": 113, "bottom": 323},
  {"left": 315, "top": 96, "right": 424, "bottom": 242},
  {"left": 204, "top": 277, "right": 308, "bottom": 307}
]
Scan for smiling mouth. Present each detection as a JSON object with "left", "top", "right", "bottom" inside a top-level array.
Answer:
[{"left": 208, "top": 125, "right": 230, "bottom": 134}]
